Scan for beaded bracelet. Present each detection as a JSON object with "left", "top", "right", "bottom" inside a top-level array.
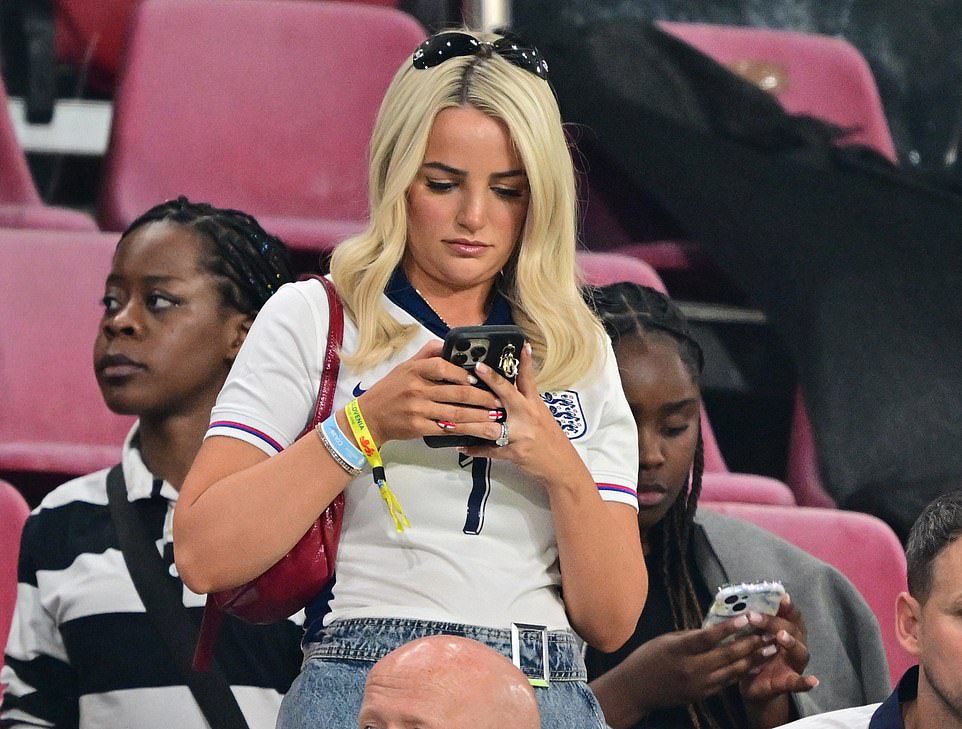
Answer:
[{"left": 345, "top": 398, "right": 410, "bottom": 532}]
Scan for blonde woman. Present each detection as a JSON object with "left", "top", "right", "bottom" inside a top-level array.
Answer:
[{"left": 174, "top": 29, "right": 646, "bottom": 728}]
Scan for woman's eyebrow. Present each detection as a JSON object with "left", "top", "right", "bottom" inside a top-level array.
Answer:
[
  {"left": 422, "top": 161, "right": 465, "bottom": 176},
  {"left": 421, "top": 161, "right": 526, "bottom": 179},
  {"left": 659, "top": 398, "right": 699, "bottom": 415},
  {"left": 104, "top": 273, "right": 183, "bottom": 286}
]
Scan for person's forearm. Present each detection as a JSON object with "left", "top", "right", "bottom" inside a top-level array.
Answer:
[
  {"left": 744, "top": 693, "right": 793, "bottom": 729},
  {"left": 174, "top": 431, "right": 351, "bottom": 594},
  {"left": 590, "top": 665, "right": 651, "bottom": 729},
  {"left": 544, "top": 452, "right": 646, "bottom": 651}
]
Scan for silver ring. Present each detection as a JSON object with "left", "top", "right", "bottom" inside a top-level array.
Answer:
[{"left": 494, "top": 421, "right": 509, "bottom": 447}]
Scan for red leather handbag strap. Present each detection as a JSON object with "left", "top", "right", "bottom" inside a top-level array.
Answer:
[
  {"left": 302, "top": 275, "right": 344, "bottom": 431},
  {"left": 192, "top": 275, "right": 344, "bottom": 672}
]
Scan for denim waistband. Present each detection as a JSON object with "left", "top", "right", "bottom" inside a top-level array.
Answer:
[{"left": 303, "top": 617, "right": 587, "bottom": 682}]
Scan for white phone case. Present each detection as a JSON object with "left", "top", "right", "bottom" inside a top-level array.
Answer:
[{"left": 702, "top": 580, "right": 786, "bottom": 629}]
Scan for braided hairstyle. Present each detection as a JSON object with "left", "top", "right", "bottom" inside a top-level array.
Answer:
[
  {"left": 120, "top": 196, "right": 294, "bottom": 314},
  {"left": 590, "top": 282, "right": 741, "bottom": 729}
]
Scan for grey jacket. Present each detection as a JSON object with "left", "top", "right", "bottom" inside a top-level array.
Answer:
[{"left": 694, "top": 510, "right": 893, "bottom": 717}]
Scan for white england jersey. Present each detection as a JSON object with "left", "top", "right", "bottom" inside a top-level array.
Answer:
[{"left": 207, "top": 276, "right": 638, "bottom": 631}]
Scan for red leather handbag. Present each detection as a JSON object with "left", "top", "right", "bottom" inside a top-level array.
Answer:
[{"left": 193, "top": 275, "right": 345, "bottom": 671}]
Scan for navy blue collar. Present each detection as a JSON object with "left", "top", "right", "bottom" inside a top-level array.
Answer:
[
  {"left": 869, "top": 665, "right": 919, "bottom": 729},
  {"left": 384, "top": 266, "right": 514, "bottom": 340}
]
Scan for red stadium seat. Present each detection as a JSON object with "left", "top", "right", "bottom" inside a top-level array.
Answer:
[
  {"left": 577, "top": 251, "right": 728, "bottom": 474},
  {"left": 98, "top": 0, "right": 426, "bottom": 253},
  {"left": 703, "top": 501, "right": 913, "bottom": 685},
  {"left": 54, "top": 0, "right": 141, "bottom": 95},
  {"left": 0, "top": 481, "right": 29, "bottom": 676},
  {"left": 0, "top": 78, "right": 98, "bottom": 231},
  {"left": 0, "top": 228, "right": 133, "bottom": 477}
]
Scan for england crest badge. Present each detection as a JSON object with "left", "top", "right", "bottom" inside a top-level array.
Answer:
[{"left": 541, "top": 390, "right": 587, "bottom": 440}]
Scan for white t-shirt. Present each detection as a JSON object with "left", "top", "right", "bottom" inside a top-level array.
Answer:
[
  {"left": 776, "top": 704, "right": 882, "bottom": 729},
  {"left": 207, "top": 278, "right": 638, "bottom": 631}
]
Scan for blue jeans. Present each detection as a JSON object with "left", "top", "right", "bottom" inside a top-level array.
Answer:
[{"left": 276, "top": 618, "right": 608, "bottom": 729}]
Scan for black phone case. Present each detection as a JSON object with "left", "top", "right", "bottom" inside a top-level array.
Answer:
[{"left": 423, "top": 325, "right": 525, "bottom": 448}]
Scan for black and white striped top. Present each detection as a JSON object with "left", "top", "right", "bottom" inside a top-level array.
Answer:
[{"left": 1, "top": 429, "right": 303, "bottom": 729}]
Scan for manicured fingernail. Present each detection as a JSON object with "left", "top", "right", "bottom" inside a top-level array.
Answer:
[
  {"left": 467, "top": 374, "right": 478, "bottom": 385},
  {"left": 475, "top": 362, "right": 489, "bottom": 373},
  {"left": 733, "top": 615, "right": 749, "bottom": 628},
  {"left": 811, "top": 678, "right": 820, "bottom": 688},
  {"left": 524, "top": 342, "right": 532, "bottom": 354},
  {"left": 779, "top": 631, "right": 795, "bottom": 646},
  {"left": 437, "top": 421, "right": 456, "bottom": 430},
  {"left": 761, "top": 633, "right": 775, "bottom": 643},
  {"left": 488, "top": 410, "right": 502, "bottom": 420},
  {"left": 761, "top": 645, "right": 777, "bottom": 657},
  {"left": 748, "top": 611, "right": 764, "bottom": 625}
]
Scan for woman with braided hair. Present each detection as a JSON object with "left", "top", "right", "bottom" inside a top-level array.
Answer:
[
  {"left": 1, "top": 197, "right": 300, "bottom": 728},
  {"left": 585, "top": 282, "right": 890, "bottom": 729}
]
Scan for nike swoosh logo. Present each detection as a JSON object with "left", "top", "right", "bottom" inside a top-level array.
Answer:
[{"left": 353, "top": 382, "right": 367, "bottom": 397}]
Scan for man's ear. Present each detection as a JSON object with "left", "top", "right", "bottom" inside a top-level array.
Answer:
[
  {"left": 226, "top": 314, "right": 254, "bottom": 361},
  {"left": 895, "top": 591, "right": 923, "bottom": 658}
]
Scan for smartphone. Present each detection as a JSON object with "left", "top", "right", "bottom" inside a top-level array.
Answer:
[
  {"left": 702, "top": 580, "right": 785, "bottom": 637},
  {"left": 423, "top": 325, "right": 526, "bottom": 448}
]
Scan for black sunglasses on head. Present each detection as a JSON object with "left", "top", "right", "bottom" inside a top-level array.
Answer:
[{"left": 412, "top": 31, "right": 549, "bottom": 81}]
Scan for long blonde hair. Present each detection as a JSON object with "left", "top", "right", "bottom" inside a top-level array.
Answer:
[{"left": 329, "top": 29, "right": 604, "bottom": 390}]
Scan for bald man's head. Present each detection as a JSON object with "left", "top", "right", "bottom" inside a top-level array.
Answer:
[{"left": 357, "top": 635, "right": 540, "bottom": 729}]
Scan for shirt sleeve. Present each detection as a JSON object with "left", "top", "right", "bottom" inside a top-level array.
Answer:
[
  {"left": 574, "top": 337, "right": 640, "bottom": 510},
  {"left": 1, "top": 515, "right": 80, "bottom": 729},
  {"left": 207, "top": 280, "right": 328, "bottom": 455}
]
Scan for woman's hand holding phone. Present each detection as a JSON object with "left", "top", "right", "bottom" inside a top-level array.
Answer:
[
  {"left": 738, "top": 595, "right": 818, "bottom": 728},
  {"left": 423, "top": 325, "right": 525, "bottom": 448},
  {"left": 590, "top": 619, "right": 771, "bottom": 726},
  {"left": 352, "top": 340, "right": 500, "bottom": 447}
]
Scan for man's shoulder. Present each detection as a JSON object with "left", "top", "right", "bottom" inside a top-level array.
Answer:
[{"left": 777, "top": 703, "right": 883, "bottom": 729}]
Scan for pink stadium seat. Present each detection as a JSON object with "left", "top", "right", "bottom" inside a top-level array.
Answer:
[
  {"left": 0, "top": 481, "right": 30, "bottom": 666},
  {"left": 704, "top": 502, "right": 913, "bottom": 685},
  {"left": 658, "top": 22, "right": 897, "bottom": 162},
  {"left": 51, "top": 0, "right": 400, "bottom": 97},
  {"left": 699, "top": 472, "right": 795, "bottom": 506},
  {"left": 785, "top": 389, "right": 836, "bottom": 508},
  {"left": 0, "top": 481, "right": 30, "bottom": 676},
  {"left": 651, "top": 23, "right": 898, "bottom": 505},
  {"left": 587, "top": 22, "right": 898, "bottom": 275},
  {"left": 578, "top": 250, "right": 668, "bottom": 292},
  {"left": 0, "top": 228, "right": 134, "bottom": 477},
  {"left": 0, "top": 79, "right": 98, "bottom": 231},
  {"left": 577, "top": 251, "right": 728, "bottom": 474},
  {"left": 98, "top": 0, "right": 426, "bottom": 252}
]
